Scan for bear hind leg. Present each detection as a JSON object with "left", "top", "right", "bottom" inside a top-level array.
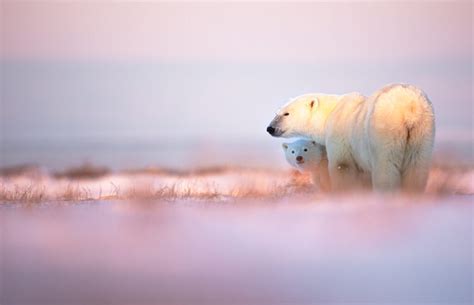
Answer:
[
  {"left": 371, "top": 156, "right": 403, "bottom": 193},
  {"left": 400, "top": 140, "right": 433, "bottom": 193}
]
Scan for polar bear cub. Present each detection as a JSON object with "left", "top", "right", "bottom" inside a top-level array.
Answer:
[
  {"left": 267, "top": 83, "right": 435, "bottom": 193},
  {"left": 282, "top": 139, "right": 330, "bottom": 191}
]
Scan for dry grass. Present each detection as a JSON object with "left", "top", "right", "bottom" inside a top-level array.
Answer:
[
  {"left": 0, "top": 170, "right": 312, "bottom": 203},
  {"left": 0, "top": 184, "right": 48, "bottom": 203},
  {"left": 59, "top": 185, "right": 95, "bottom": 201},
  {"left": 0, "top": 163, "right": 472, "bottom": 204}
]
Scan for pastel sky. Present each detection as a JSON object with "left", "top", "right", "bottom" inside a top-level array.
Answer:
[
  {"left": 2, "top": 1, "right": 471, "bottom": 62},
  {"left": 1, "top": 1, "right": 472, "bottom": 151}
]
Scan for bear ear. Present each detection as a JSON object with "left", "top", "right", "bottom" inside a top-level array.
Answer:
[{"left": 282, "top": 143, "right": 288, "bottom": 150}]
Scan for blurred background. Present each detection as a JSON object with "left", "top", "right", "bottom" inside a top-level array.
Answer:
[
  {"left": 1, "top": 1, "right": 472, "bottom": 170},
  {"left": 1, "top": 3, "right": 473, "bottom": 305}
]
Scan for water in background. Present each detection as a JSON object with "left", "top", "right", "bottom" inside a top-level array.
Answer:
[
  {"left": 1, "top": 136, "right": 472, "bottom": 172},
  {"left": 1, "top": 60, "right": 472, "bottom": 170},
  {"left": 1, "top": 138, "right": 289, "bottom": 170}
]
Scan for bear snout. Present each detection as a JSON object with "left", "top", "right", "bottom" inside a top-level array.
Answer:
[
  {"left": 266, "top": 126, "right": 275, "bottom": 135},
  {"left": 296, "top": 156, "right": 304, "bottom": 163}
]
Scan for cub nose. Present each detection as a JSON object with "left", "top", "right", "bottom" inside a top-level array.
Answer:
[
  {"left": 296, "top": 156, "right": 303, "bottom": 162},
  {"left": 266, "top": 126, "right": 275, "bottom": 135}
]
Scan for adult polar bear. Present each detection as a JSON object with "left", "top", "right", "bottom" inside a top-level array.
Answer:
[{"left": 267, "top": 84, "right": 435, "bottom": 192}]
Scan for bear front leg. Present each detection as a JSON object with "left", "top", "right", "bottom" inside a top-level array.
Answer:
[
  {"left": 310, "top": 159, "right": 331, "bottom": 192},
  {"left": 328, "top": 158, "right": 359, "bottom": 192},
  {"left": 326, "top": 140, "right": 359, "bottom": 192}
]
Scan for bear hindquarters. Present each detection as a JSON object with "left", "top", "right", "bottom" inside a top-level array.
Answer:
[
  {"left": 369, "top": 83, "right": 435, "bottom": 193},
  {"left": 370, "top": 122, "right": 434, "bottom": 193}
]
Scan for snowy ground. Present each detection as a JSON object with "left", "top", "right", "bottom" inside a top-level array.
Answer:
[
  {"left": 1, "top": 162, "right": 473, "bottom": 202},
  {"left": 1, "top": 163, "right": 473, "bottom": 304}
]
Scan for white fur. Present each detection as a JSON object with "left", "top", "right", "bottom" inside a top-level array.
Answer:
[
  {"left": 268, "top": 83, "right": 435, "bottom": 193},
  {"left": 282, "top": 139, "right": 330, "bottom": 191}
]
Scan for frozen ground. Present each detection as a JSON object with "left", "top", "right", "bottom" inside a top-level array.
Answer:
[
  {"left": 1, "top": 161, "right": 473, "bottom": 202},
  {"left": 1, "top": 195, "right": 473, "bottom": 305},
  {"left": 0, "top": 161, "right": 473, "bottom": 304}
]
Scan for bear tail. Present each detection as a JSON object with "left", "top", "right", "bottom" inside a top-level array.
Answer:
[{"left": 403, "top": 86, "right": 434, "bottom": 130}]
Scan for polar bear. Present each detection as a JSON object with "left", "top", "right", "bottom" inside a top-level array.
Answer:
[
  {"left": 267, "top": 83, "right": 435, "bottom": 193},
  {"left": 282, "top": 139, "right": 330, "bottom": 191}
]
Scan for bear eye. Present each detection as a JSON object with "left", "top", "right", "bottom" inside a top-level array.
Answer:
[
  {"left": 283, "top": 112, "right": 290, "bottom": 116},
  {"left": 291, "top": 150, "right": 295, "bottom": 154},
  {"left": 304, "top": 148, "right": 308, "bottom": 152}
]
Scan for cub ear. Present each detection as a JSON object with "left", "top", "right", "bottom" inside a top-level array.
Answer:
[
  {"left": 282, "top": 143, "right": 289, "bottom": 150},
  {"left": 310, "top": 98, "right": 319, "bottom": 109}
]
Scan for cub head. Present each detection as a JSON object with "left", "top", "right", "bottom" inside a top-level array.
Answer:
[
  {"left": 266, "top": 94, "right": 319, "bottom": 138},
  {"left": 282, "top": 139, "right": 326, "bottom": 172}
]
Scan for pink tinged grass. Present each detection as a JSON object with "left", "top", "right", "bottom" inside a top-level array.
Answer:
[{"left": 0, "top": 164, "right": 472, "bottom": 203}]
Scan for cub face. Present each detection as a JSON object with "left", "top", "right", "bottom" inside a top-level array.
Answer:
[{"left": 282, "top": 139, "right": 326, "bottom": 172}]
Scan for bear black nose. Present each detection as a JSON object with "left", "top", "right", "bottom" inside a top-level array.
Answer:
[
  {"left": 266, "top": 126, "right": 275, "bottom": 135},
  {"left": 296, "top": 156, "right": 303, "bottom": 162}
]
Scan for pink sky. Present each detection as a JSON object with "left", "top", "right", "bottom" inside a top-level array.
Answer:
[
  {"left": 1, "top": 1, "right": 472, "bottom": 153},
  {"left": 1, "top": 1, "right": 472, "bottom": 62}
]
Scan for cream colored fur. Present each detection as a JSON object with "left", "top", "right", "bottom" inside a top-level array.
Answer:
[
  {"left": 282, "top": 139, "right": 331, "bottom": 192},
  {"left": 268, "top": 83, "right": 435, "bottom": 193}
]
